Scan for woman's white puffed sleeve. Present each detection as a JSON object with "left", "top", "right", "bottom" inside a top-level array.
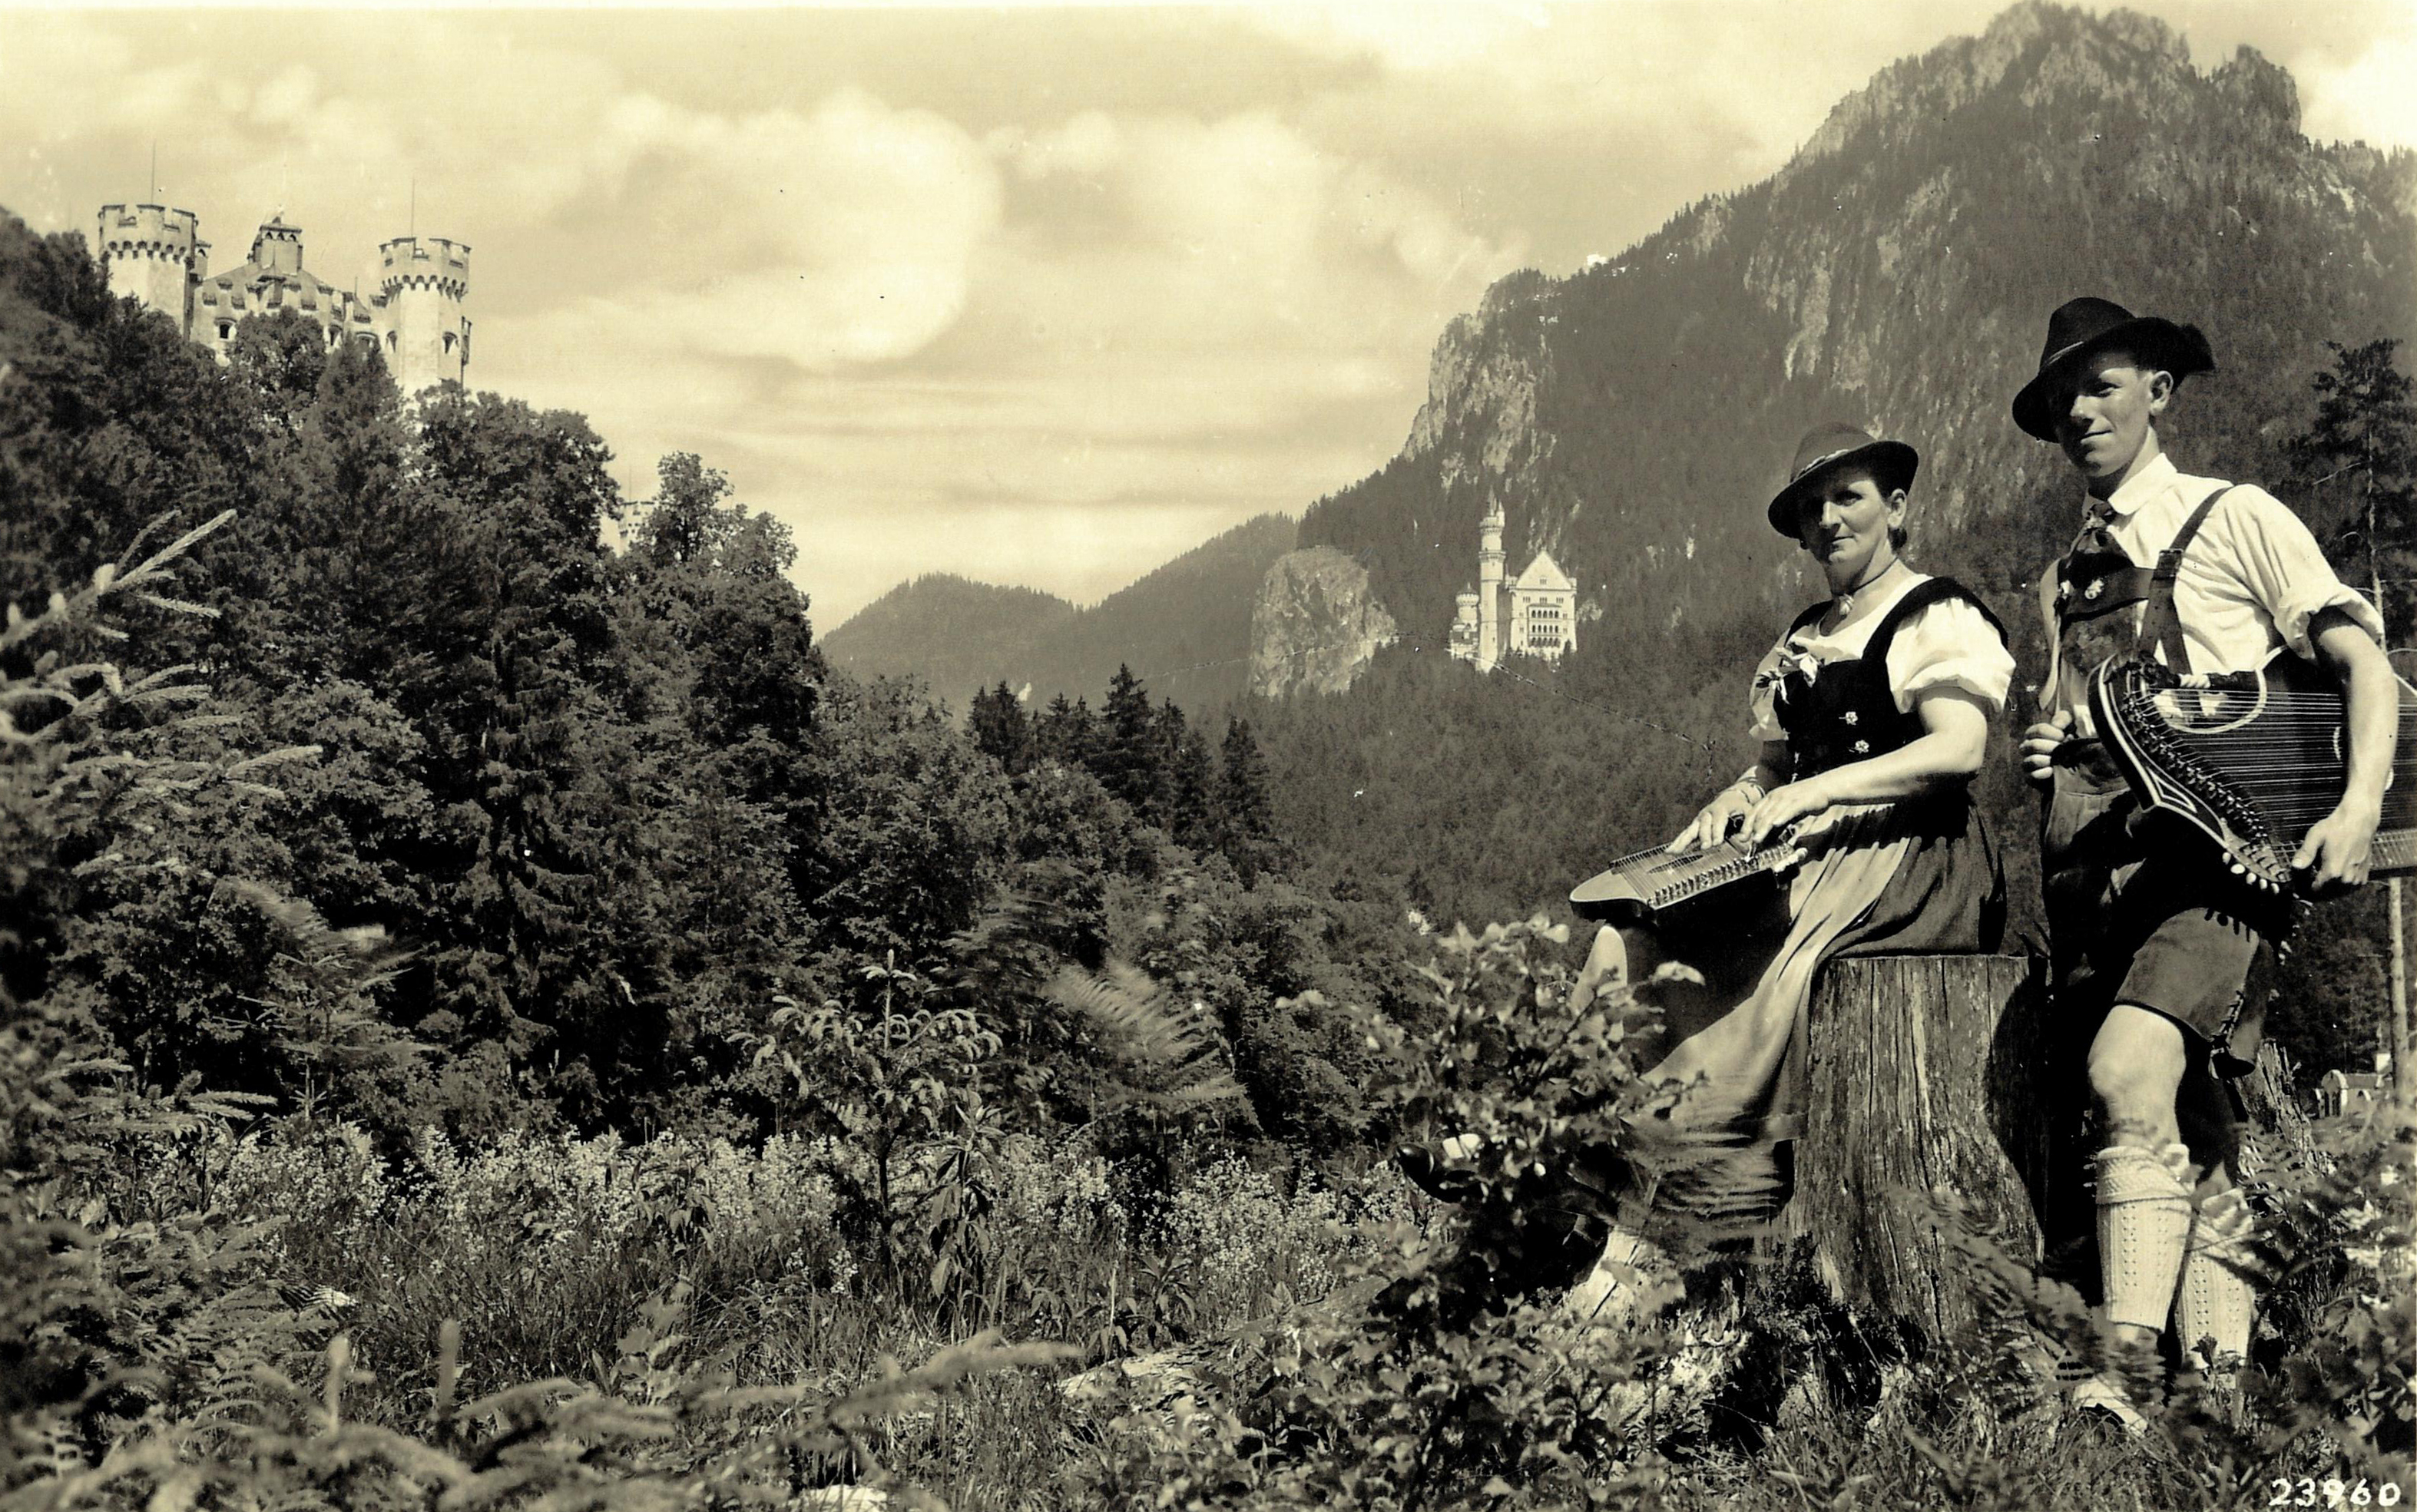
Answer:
[{"left": 1886, "top": 599, "right": 2014, "bottom": 716}]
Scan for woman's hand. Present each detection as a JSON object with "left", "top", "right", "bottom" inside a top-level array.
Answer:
[
  {"left": 1666, "top": 786, "right": 1759, "bottom": 854},
  {"left": 1741, "top": 777, "right": 1834, "bottom": 851}
]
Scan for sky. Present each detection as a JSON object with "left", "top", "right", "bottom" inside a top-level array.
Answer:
[{"left": 3, "top": 2, "right": 2412, "bottom": 628}]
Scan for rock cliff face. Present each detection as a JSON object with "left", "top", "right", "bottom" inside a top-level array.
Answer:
[
  {"left": 1297, "top": 0, "right": 2417, "bottom": 660},
  {"left": 1406, "top": 271, "right": 1558, "bottom": 493},
  {"left": 1250, "top": 548, "right": 1399, "bottom": 698}
]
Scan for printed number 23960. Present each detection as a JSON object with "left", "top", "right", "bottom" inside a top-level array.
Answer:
[{"left": 2270, "top": 1481, "right": 2403, "bottom": 1507}]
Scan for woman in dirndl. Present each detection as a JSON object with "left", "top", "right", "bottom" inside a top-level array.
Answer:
[{"left": 1561, "top": 423, "right": 2016, "bottom": 1321}]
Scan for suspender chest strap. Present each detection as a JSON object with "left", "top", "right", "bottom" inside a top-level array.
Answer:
[{"left": 2133, "top": 485, "right": 2234, "bottom": 671}]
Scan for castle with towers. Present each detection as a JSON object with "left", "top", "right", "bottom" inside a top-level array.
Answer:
[
  {"left": 1449, "top": 502, "right": 1577, "bottom": 671},
  {"left": 94, "top": 201, "right": 470, "bottom": 395}
]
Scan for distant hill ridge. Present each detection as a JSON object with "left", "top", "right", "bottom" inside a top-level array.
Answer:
[{"left": 825, "top": 513, "right": 1297, "bottom": 713}]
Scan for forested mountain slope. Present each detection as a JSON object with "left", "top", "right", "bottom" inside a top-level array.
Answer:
[{"left": 820, "top": 575, "right": 1076, "bottom": 704}]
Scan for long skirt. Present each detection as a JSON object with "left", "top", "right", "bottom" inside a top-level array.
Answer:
[{"left": 1573, "top": 792, "right": 2004, "bottom": 1230}]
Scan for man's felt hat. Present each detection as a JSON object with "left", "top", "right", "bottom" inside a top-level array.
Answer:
[
  {"left": 2011, "top": 297, "right": 2216, "bottom": 442},
  {"left": 1766, "top": 423, "right": 1919, "bottom": 537}
]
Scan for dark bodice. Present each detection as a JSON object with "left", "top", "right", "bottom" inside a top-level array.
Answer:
[{"left": 1773, "top": 577, "right": 2005, "bottom": 782}]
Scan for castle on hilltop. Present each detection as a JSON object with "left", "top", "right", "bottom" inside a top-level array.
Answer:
[
  {"left": 94, "top": 203, "right": 470, "bottom": 395},
  {"left": 1449, "top": 502, "right": 1576, "bottom": 671}
]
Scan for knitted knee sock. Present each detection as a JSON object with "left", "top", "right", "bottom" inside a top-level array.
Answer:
[
  {"left": 1564, "top": 1226, "right": 1671, "bottom": 1327},
  {"left": 2172, "top": 1186, "right": 2256, "bottom": 1376},
  {"left": 2095, "top": 1142, "right": 2194, "bottom": 1334}
]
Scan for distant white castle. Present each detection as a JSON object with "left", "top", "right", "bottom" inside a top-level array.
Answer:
[
  {"left": 1449, "top": 501, "right": 1575, "bottom": 670},
  {"left": 94, "top": 202, "right": 470, "bottom": 396}
]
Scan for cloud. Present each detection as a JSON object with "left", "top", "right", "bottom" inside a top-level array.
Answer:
[
  {"left": 979, "top": 107, "right": 1521, "bottom": 359},
  {"left": 508, "top": 89, "right": 1000, "bottom": 372},
  {"left": 2296, "top": 24, "right": 2417, "bottom": 147}
]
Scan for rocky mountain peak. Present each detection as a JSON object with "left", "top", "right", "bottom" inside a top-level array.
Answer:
[{"left": 2212, "top": 45, "right": 2300, "bottom": 135}]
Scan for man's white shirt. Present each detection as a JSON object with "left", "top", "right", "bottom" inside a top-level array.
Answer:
[{"left": 2037, "top": 451, "right": 2384, "bottom": 735}]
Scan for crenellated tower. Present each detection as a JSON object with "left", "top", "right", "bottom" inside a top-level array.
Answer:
[
  {"left": 375, "top": 235, "right": 472, "bottom": 395},
  {"left": 249, "top": 216, "right": 303, "bottom": 276},
  {"left": 94, "top": 203, "right": 207, "bottom": 330},
  {"left": 1450, "top": 587, "right": 1481, "bottom": 660},
  {"left": 1476, "top": 499, "right": 1506, "bottom": 671}
]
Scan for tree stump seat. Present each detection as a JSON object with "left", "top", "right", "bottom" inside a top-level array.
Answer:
[{"left": 1781, "top": 952, "right": 2084, "bottom": 1343}]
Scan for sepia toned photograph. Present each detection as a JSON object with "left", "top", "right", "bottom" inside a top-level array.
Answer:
[{"left": 2, "top": 1, "right": 2411, "bottom": 1506}]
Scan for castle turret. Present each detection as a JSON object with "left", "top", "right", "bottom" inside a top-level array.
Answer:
[
  {"left": 1449, "top": 587, "right": 1482, "bottom": 662},
  {"left": 95, "top": 203, "right": 204, "bottom": 333},
  {"left": 375, "top": 235, "right": 471, "bottom": 395},
  {"left": 1476, "top": 501, "right": 1506, "bottom": 671},
  {"left": 249, "top": 216, "right": 303, "bottom": 276}
]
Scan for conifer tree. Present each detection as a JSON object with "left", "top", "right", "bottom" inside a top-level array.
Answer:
[
  {"left": 398, "top": 390, "right": 659, "bottom": 1123},
  {"left": 1217, "top": 716, "right": 1278, "bottom": 884},
  {"left": 273, "top": 333, "right": 419, "bottom": 689},
  {"left": 1167, "top": 720, "right": 1216, "bottom": 849},
  {"left": 1095, "top": 664, "right": 1160, "bottom": 816},
  {"left": 2289, "top": 338, "right": 2416, "bottom": 647},
  {"left": 1035, "top": 693, "right": 1097, "bottom": 767},
  {"left": 968, "top": 682, "right": 1031, "bottom": 774}
]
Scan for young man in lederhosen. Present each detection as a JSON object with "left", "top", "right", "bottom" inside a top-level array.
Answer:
[{"left": 2014, "top": 298, "right": 2398, "bottom": 1414}]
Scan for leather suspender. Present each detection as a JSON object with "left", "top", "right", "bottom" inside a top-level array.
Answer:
[{"left": 2134, "top": 485, "right": 2234, "bottom": 669}]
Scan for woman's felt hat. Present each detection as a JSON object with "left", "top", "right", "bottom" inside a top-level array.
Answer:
[
  {"left": 1766, "top": 423, "right": 1919, "bottom": 537},
  {"left": 2011, "top": 297, "right": 2216, "bottom": 441}
]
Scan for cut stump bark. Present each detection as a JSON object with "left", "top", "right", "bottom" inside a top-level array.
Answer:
[{"left": 1784, "top": 953, "right": 2086, "bottom": 1342}]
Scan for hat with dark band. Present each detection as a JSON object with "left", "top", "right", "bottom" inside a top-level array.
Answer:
[
  {"left": 2011, "top": 297, "right": 2216, "bottom": 442},
  {"left": 1766, "top": 422, "right": 1919, "bottom": 537}
]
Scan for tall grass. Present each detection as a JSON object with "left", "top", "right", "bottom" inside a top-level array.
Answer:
[{"left": 26, "top": 922, "right": 2400, "bottom": 1510}]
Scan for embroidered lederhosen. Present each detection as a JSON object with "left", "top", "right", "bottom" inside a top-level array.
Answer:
[
  {"left": 2040, "top": 487, "right": 2279, "bottom": 1085},
  {"left": 2045, "top": 488, "right": 2230, "bottom": 790},
  {"left": 1773, "top": 576, "right": 2008, "bottom": 783}
]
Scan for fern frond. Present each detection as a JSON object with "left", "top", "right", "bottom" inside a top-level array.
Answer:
[{"left": 1042, "top": 962, "right": 1247, "bottom": 1119}]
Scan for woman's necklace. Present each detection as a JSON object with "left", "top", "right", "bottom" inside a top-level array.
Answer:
[{"left": 1830, "top": 554, "right": 1904, "bottom": 624}]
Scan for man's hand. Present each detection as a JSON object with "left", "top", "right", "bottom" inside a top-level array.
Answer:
[
  {"left": 1667, "top": 786, "right": 1758, "bottom": 854},
  {"left": 2299, "top": 609, "right": 2399, "bottom": 898},
  {"left": 2021, "top": 708, "right": 2074, "bottom": 786},
  {"left": 2294, "top": 801, "right": 2379, "bottom": 896}
]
